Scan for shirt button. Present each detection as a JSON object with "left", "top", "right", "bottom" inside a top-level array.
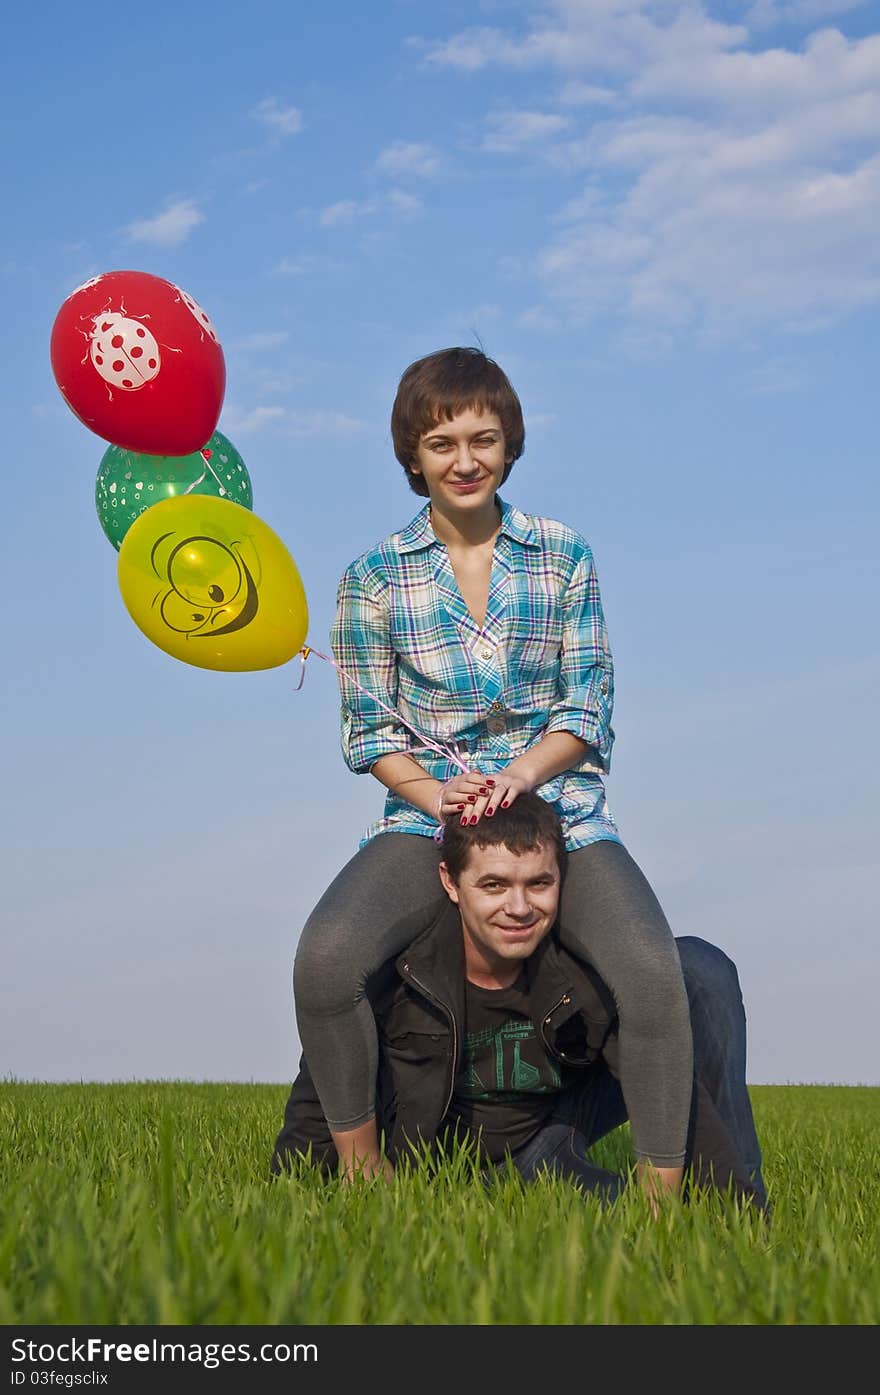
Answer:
[
  {"left": 490, "top": 700, "right": 504, "bottom": 713},
  {"left": 600, "top": 680, "right": 609, "bottom": 695},
  {"left": 480, "top": 646, "right": 493, "bottom": 660}
]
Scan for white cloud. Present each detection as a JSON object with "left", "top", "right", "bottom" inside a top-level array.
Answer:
[
  {"left": 251, "top": 98, "right": 303, "bottom": 138},
  {"left": 374, "top": 140, "right": 444, "bottom": 178},
  {"left": 220, "top": 404, "right": 367, "bottom": 438},
  {"left": 558, "top": 81, "right": 618, "bottom": 107},
  {"left": 748, "top": 0, "right": 871, "bottom": 30},
  {"left": 318, "top": 190, "right": 422, "bottom": 227},
  {"left": 540, "top": 150, "right": 880, "bottom": 332},
  {"left": 481, "top": 109, "right": 572, "bottom": 153},
  {"left": 416, "top": 2, "right": 880, "bottom": 335},
  {"left": 418, "top": 26, "right": 529, "bottom": 72},
  {"left": 630, "top": 23, "right": 880, "bottom": 107},
  {"left": 420, "top": 9, "right": 748, "bottom": 77},
  {"left": 319, "top": 200, "right": 361, "bottom": 228},
  {"left": 123, "top": 197, "right": 204, "bottom": 248},
  {"left": 518, "top": 306, "right": 563, "bottom": 332},
  {"left": 385, "top": 189, "right": 422, "bottom": 217},
  {"left": 220, "top": 405, "right": 287, "bottom": 436}
]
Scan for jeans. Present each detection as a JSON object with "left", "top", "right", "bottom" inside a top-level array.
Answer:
[{"left": 506, "top": 937, "right": 768, "bottom": 1210}]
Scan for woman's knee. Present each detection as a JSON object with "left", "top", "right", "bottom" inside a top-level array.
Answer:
[
  {"left": 573, "top": 919, "right": 684, "bottom": 999},
  {"left": 293, "top": 912, "right": 368, "bottom": 1018},
  {"left": 291, "top": 834, "right": 438, "bottom": 1017}
]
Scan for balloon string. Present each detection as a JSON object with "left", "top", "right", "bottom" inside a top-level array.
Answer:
[
  {"left": 293, "top": 646, "right": 470, "bottom": 774},
  {"left": 182, "top": 458, "right": 226, "bottom": 497}
]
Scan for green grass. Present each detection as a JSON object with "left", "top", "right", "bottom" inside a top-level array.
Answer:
[{"left": 1, "top": 1083, "right": 877, "bottom": 1324}]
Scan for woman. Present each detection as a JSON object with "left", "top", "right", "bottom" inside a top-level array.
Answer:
[{"left": 293, "top": 348, "right": 693, "bottom": 1198}]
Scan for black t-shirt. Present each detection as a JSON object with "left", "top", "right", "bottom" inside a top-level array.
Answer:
[{"left": 442, "top": 968, "right": 571, "bottom": 1162}]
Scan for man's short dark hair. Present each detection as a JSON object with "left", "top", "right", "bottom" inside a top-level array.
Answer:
[
  {"left": 391, "top": 347, "right": 526, "bottom": 496},
  {"left": 440, "top": 792, "right": 566, "bottom": 881}
]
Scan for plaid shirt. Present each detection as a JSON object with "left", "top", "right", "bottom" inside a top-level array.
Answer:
[{"left": 331, "top": 498, "right": 620, "bottom": 851}]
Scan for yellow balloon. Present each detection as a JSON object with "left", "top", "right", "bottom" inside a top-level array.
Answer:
[{"left": 118, "top": 495, "right": 308, "bottom": 672}]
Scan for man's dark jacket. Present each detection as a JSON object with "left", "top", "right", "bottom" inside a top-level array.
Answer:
[{"left": 272, "top": 896, "right": 619, "bottom": 1176}]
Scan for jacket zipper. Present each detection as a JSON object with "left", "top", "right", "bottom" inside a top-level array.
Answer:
[
  {"left": 539, "top": 992, "right": 571, "bottom": 1061},
  {"left": 399, "top": 962, "right": 459, "bottom": 1121}
]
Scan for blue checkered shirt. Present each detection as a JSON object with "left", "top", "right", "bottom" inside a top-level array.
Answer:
[{"left": 331, "top": 498, "right": 621, "bottom": 851}]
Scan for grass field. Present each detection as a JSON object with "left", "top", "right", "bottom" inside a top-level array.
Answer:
[{"left": 1, "top": 1082, "right": 877, "bottom": 1325}]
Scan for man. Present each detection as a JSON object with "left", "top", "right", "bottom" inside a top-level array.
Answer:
[{"left": 273, "top": 794, "right": 767, "bottom": 1209}]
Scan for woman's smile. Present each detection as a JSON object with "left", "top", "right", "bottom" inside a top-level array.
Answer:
[{"left": 409, "top": 407, "right": 508, "bottom": 507}]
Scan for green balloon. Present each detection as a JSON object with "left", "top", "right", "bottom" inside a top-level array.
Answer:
[{"left": 95, "top": 431, "right": 254, "bottom": 550}]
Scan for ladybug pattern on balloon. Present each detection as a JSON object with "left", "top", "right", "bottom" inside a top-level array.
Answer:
[
  {"left": 71, "top": 274, "right": 106, "bottom": 295},
  {"left": 173, "top": 286, "right": 220, "bottom": 344},
  {"left": 86, "top": 308, "right": 162, "bottom": 395},
  {"left": 50, "top": 270, "right": 225, "bottom": 455}
]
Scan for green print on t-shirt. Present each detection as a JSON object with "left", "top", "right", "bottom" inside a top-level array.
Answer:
[{"left": 459, "top": 1017, "right": 562, "bottom": 1099}]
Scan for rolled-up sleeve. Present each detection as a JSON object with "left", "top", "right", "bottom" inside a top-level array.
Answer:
[
  {"left": 331, "top": 561, "right": 411, "bottom": 774},
  {"left": 544, "top": 549, "right": 615, "bottom": 771}
]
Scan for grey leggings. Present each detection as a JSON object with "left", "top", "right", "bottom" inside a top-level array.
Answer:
[{"left": 293, "top": 833, "right": 693, "bottom": 1165}]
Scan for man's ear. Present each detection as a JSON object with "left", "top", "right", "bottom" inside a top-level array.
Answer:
[{"left": 438, "top": 862, "right": 460, "bottom": 904}]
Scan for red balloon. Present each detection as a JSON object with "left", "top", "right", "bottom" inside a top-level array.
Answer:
[{"left": 50, "top": 270, "right": 226, "bottom": 456}]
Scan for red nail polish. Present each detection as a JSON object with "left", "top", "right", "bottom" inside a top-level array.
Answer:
[
  {"left": 470, "top": 816, "right": 478, "bottom": 825},
  {"left": 486, "top": 779, "right": 496, "bottom": 787},
  {"left": 486, "top": 809, "right": 494, "bottom": 817},
  {"left": 501, "top": 800, "right": 510, "bottom": 808},
  {"left": 468, "top": 796, "right": 476, "bottom": 803},
  {"left": 457, "top": 804, "right": 465, "bottom": 811},
  {"left": 460, "top": 816, "right": 468, "bottom": 826}
]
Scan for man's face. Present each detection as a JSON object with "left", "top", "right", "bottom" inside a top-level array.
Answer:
[{"left": 439, "top": 841, "right": 561, "bottom": 983}]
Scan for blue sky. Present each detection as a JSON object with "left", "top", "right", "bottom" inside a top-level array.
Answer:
[{"left": 3, "top": 0, "right": 878, "bottom": 1086}]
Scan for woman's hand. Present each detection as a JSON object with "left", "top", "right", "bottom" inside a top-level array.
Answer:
[
  {"left": 436, "top": 732, "right": 589, "bottom": 826},
  {"left": 453, "top": 769, "right": 534, "bottom": 826},
  {"left": 436, "top": 770, "right": 498, "bottom": 822}
]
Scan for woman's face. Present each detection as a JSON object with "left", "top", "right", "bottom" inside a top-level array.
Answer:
[{"left": 410, "top": 407, "right": 508, "bottom": 512}]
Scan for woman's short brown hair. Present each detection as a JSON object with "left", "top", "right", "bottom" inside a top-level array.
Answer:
[{"left": 391, "top": 347, "right": 526, "bottom": 496}]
